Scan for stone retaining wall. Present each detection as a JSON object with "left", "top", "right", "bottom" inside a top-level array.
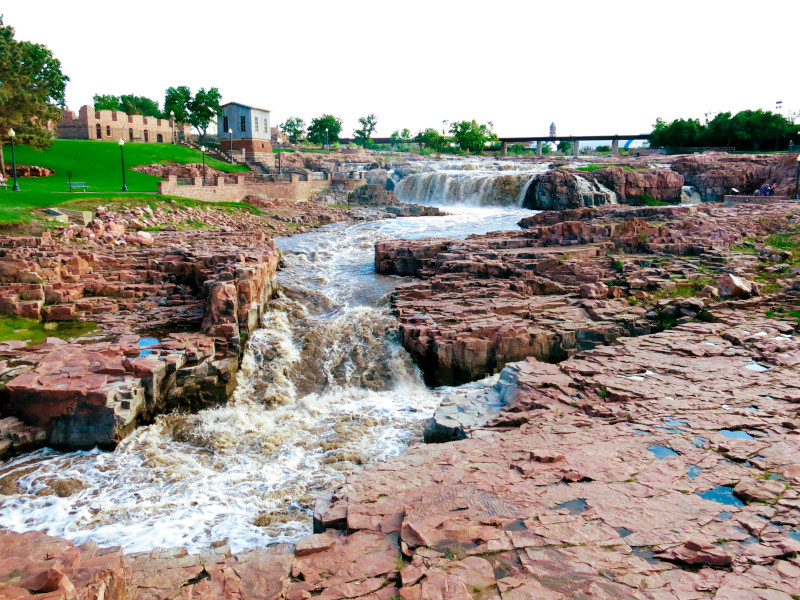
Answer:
[{"left": 159, "top": 173, "right": 368, "bottom": 202}]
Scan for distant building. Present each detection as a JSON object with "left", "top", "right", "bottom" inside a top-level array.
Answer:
[
  {"left": 549, "top": 122, "right": 556, "bottom": 138},
  {"left": 218, "top": 102, "right": 272, "bottom": 163},
  {"left": 57, "top": 106, "right": 190, "bottom": 143}
]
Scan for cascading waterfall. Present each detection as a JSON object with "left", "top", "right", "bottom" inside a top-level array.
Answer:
[
  {"left": 393, "top": 159, "right": 549, "bottom": 206},
  {"left": 680, "top": 185, "right": 702, "bottom": 205},
  {"left": 0, "top": 206, "right": 533, "bottom": 554}
]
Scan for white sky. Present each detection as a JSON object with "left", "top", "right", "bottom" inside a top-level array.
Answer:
[{"left": 6, "top": 0, "right": 799, "bottom": 138}]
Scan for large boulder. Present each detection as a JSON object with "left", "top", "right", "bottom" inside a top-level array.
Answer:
[
  {"left": 525, "top": 170, "right": 618, "bottom": 210},
  {"left": 716, "top": 273, "right": 760, "bottom": 298},
  {"left": 589, "top": 166, "right": 684, "bottom": 203}
]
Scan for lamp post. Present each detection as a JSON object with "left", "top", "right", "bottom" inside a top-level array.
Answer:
[
  {"left": 794, "top": 154, "right": 800, "bottom": 200},
  {"left": 8, "top": 129, "right": 20, "bottom": 191},
  {"left": 325, "top": 127, "right": 329, "bottom": 150},
  {"left": 119, "top": 138, "right": 128, "bottom": 192},
  {"left": 228, "top": 128, "right": 234, "bottom": 164},
  {"left": 170, "top": 111, "right": 176, "bottom": 144},
  {"left": 201, "top": 145, "right": 207, "bottom": 180}
]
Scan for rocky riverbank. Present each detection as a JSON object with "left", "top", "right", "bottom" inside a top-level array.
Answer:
[
  {"left": 2, "top": 308, "right": 799, "bottom": 598},
  {"left": 0, "top": 196, "right": 436, "bottom": 455},
  {"left": 2, "top": 158, "right": 800, "bottom": 599},
  {"left": 376, "top": 202, "right": 799, "bottom": 386}
]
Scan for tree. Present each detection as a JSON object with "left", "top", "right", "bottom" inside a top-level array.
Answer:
[
  {"left": 649, "top": 117, "right": 703, "bottom": 148},
  {"left": 307, "top": 114, "right": 342, "bottom": 146},
  {"left": 729, "top": 109, "right": 794, "bottom": 151},
  {"left": 540, "top": 143, "right": 552, "bottom": 155},
  {"left": 188, "top": 87, "right": 222, "bottom": 142},
  {"left": 92, "top": 94, "right": 161, "bottom": 117},
  {"left": 353, "top": 113, "right": 378, "bottom": 147},
  {"left": 119, "top": 95, "right": 161, "bottom": 117},
  {"left": 414, "top": 128, "right": 447, "bottom": 152},
  {"left": 557, "top": 140, "right": 573, "bottom": 155},
  {"left": 280, "top": 117, "right": 306, "bottom": 143},
  {"left": 701, "top": 112, "right": 734, "bottom": 147},
  {"left": 448, "top": 120, "right": 497, "bottom": 154},
  {"left": 93, "top": 94, "right": 120, "bottom": 111},
  {"left": 390, "top": 128, "right": 413, "bottom": 144},
  {"left": 595, "top": 145, "right": 611, "bottom": 153},
  {"left": 0, "top": 17, "right": 69, "bottom": 174},
  {"left": 163, "top": 86, "right": 192, "bottom": 123}
]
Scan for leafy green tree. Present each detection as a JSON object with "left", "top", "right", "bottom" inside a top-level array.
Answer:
[
  {"left": 540, "top": 143, "right": 552, "bottom": 155},
  {"left": 163, "top": 86, "right": 192, "bottom": 123},
  {"left": 414, "top": 128, "right": 447, "bottom": 152},
  {"left": 390, "top": 128, "right": 413, "bottom": 144},
  {"left": 700, "top": 112, "right": 734, "bottom": 147},
  {"left": 353, "top": 113, "right": 378, "bottom": 147},
  {"left": 595, "top": 145, "right": 611, "bottom": 153},
  {"left": 307, "top": 114, "right": 342, "bottom": 146},
  {"left": 557, "top": 140, "right": 573, "bottom": 155},
  {"left": 0, "top": 17, "right": 69, "bottom": 174},
  {"left": 188, "top": 87, "right": 222, "bottom": 142},
  {"left": 93, "top": 94, "right": 120, "bottom": 111},
  {"left": 280, "top": 117, "right": 306, "bottom": 143},
  {"left": 729, "top": 109, "right": 793, "bottom": 150},
  {"left": 93, "top": 94, "right": 161, "bottom": 118},
  {"left": 649, "top": 117, "right": 703, "bottom": 148},
  {"left": 448, "top": 120, "right": 497, "bottom": 154},
  {"left": 119, "top": 94, "right": 161, "bottom": 118}
]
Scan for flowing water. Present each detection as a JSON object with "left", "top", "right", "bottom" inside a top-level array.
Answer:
[
  {"left": 394, "top": 159, "right": 550, "bottom": 205},
  {"left": 0, "top": 206, "right": 532, "bottom": 554}
]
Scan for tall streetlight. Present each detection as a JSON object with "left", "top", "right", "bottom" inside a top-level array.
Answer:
[
  {"left": 228, "top": 128, "right": 234, "bottom": 163},
  {"left": 119, "top": 138, "right": 128, "bottom": 192},
  {"left": 794, "top": 154, "right": 800, "bottom": 200},
  {"left": 170, "top": 111, "right": 176, "bottom": 145},
  {"left": 8, "top": 129, "right": 20, "bottom": 191},
  {"left": 325, "top": 127, "right": 329, "bottom": 149},
  {"left": 201, "top": 145, "right": 207, "bottom": 180}
]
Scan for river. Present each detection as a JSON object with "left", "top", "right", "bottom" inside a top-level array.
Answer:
[{"left": 0, "top": 205, "right": 533, "bottom": 553}]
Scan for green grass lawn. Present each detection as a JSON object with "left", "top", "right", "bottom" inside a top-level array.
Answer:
[{"left": 0, "top": 140, "right": 248, "bottom": 224}]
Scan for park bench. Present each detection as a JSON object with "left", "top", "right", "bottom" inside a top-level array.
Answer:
[
  {"left": 67, "top": 182, "right": 89, "bottom": 192},
  {"left": 0, "top": 181, "right": 7, "bottom": 190}
]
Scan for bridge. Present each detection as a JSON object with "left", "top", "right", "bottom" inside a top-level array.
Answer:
[
  {"left": 497, "top": 134, "right": 651, "bottom": 156},
  {"left": 337, "top": 133, "right": 651, "bottom": 156}
]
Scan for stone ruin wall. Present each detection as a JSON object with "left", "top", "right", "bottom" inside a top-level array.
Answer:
[{"left": 57, "top": 105, "right": 192, "bottom": 143}]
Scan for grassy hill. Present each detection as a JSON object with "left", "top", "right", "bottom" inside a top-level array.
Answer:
[{"left": 0, "top": 140, "right": 249, "bottom": 224}]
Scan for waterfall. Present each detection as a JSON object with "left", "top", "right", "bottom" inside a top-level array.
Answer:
[
  {"left": 393, "top": 160, "right": 549, "bottom": 206},
  {"left": 680, "top": 185, "right": 702, "bottom": 205}
]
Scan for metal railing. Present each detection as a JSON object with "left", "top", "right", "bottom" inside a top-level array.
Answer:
[
  {"left": 176, "top": 177, "right": 194, "bottom": 186},
  {"left": 202, "top": 178, "right": 216, "bottom": 186}
]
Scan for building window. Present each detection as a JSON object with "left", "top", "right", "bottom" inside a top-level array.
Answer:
[
  {"left": 144, "top": 131, "right": 149, "bottom": 142},
  {"left": 255, "top": 117, "right": 259, "bottom": 132},
  {"left": 240, "top": 116, "right": 246, "bottom": 132},
  {"left": 223, "top": 116, "right": 228, "bottom": 132},
  {"left": 96, "top": 124, "right": 102, "bottom": 139},
  {"left": 129, "top": 128, "right": 134, "bottom": 141},
  {"left": 157, "top": 133, "right": 164, "bottom": 143},
  {"left": 106, "top": 125, "right": 111, "bottom": 137}
]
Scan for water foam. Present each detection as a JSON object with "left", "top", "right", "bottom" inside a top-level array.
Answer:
[{"left": 0, "top": 206, "right": 534, "bottom": 553}]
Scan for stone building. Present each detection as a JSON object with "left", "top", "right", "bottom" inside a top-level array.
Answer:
[
  {"left": 550, "top": 122, "right": 556, "bottom": 137},
  {"left": 57, "top": 106, "right": 191, "bottom": 143},
  {"left": 218, "top": 103, "right": 273, "bottom": 164}
]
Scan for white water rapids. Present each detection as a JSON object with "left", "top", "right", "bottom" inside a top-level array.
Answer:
[
  {"left": 394, "top": 159, "right": 550, "bottom": 206},
  {"left": 0, "top": 206, "right": 532, "bottom": 553}
]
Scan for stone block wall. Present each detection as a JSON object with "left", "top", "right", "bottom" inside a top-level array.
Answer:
[
  {"left": 57, "top": 105, "right": 192, "bottom": 143},
  {"left": 158, "top": 173, "right": 334, "bottom": 202}
]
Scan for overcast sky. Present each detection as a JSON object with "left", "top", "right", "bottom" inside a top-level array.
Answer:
[{"left": 6, "top": 0, "right": 799, "bottom": 138}]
